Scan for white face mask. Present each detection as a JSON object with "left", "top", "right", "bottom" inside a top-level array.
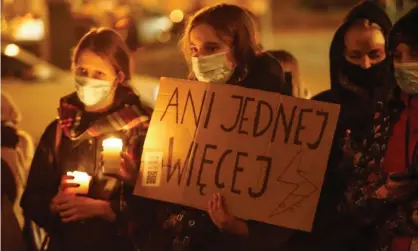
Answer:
[
  {"left": 75, "top": 76, "right": 113, "bottom": 106},
  {"left": 191, "top": 52, "right": 235, "bottom": 84},
  {"left": 394, "top": 62, "right": 418, "bottom": 95}
]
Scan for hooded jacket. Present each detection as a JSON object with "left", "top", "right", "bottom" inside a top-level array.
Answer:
[
  {"left": 314, "top": 1, "right": 394, "bottom": 141},
  {"left": 277, "top": 2, "right": 394, "bottom": 251},
  {"left": 315, "top": 5, "right": 418, "bottom": 251}
]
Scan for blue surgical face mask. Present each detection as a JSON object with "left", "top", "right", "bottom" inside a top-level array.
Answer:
[
  {"left": 394, "top": 62, "right": 418, "bottom": 95},
  {"left": 75, "top": 76, "right": 113, "bottom": 106},
  {"left": 191, "top": 52, "right": 235, "bottom": 84}
]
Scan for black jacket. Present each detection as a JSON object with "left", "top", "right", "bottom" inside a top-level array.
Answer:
[
  {"left": 21, "top": 87, "right": 147, "bottom": 251},
  {"left": 238, "top": 52, "right": 292, "bottom": 95},
  {"left": 276, "top": 2, "right": 395, "bottom": 251},
  {"left": 131, "top": 52, "right": 294, "bottom": 251}
]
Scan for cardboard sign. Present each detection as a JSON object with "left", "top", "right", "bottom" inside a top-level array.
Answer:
[{"left": 134, "top": 77, "right": 340, "bottom": 232}]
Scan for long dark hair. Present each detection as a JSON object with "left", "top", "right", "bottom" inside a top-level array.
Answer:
[{"left": 180, "top": 4, "right": 261, "bottom": 82}]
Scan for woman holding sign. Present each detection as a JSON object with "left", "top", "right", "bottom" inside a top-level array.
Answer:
[
  {"left": 21, "top": 28, "right": 150, "bottom": 251},
  {"left": 181, "top": 4, "right": 291, "bottom": 95},
  {"left": 129, "top": 3, "right": 294, "bottom": 251}
]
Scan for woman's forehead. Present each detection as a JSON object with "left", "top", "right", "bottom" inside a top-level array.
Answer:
[
  {"left": 77, "top": 50, "right": 114, "bottom": 72},
  {"left": 190, "top": 24, "right": 224, "bottom": 45},
  {"left": 344, "top": 27, "right": 385, "bottom": 51}
]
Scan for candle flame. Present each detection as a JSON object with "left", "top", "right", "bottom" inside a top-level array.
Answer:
[
  {"left": 102, "top": 137, "right": 123, "bottom": 151},
  {"left": 66, "top": 171, "right": 91, "bottom": 179}
]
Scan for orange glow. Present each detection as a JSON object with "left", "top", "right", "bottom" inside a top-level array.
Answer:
[
  {"left": 169, "top": 9, "right": 184, "bottom": 23},
  {"left": 102, "top": 137, "right": 123, "bottom": 151},
  {"left": 4, "top": 44, "right": 20, "bottom": 57}
]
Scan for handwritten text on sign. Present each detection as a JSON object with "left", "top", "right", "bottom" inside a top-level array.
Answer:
[{"left": 134, "top": 78, "right": 340, "bottom": 232}]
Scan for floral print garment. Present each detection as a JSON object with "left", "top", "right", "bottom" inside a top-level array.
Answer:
[{"left": 338, "top": 101, "right": 418, "bottom": 251}]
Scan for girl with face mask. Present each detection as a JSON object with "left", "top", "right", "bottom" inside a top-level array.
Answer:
[
  {"left": 124, "top": 4, "right": 293, "bottom": 251},
  {"left": 21, "top": 28, "right": 150, "bottom": 251},
  {"left": 373, "top": 7, "right": 418, "bottom": 251},
  {"left": 181, "top": 4, "right": 291, "bottom": 94},
  {"left": 336, "top": 7, "right": 418, "bottom": 251}
]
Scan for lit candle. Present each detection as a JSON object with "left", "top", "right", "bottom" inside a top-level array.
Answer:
[
  {"left": 102, "top": 137, "right": 123, "bottom": 175},
  {"left": 65, "top": 171, "right": 92, "bottom": 195}
]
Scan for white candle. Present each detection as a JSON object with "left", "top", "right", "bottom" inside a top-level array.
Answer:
[
  {"left": 65, "top": 171, "right": 92, "bottom": 195},
  {"left": 102, "top": 137, "right": 123, "bottom": 175}
]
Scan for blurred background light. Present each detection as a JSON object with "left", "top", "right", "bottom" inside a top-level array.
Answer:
[
  {"left": 169, "top": 9, "right": 184, "bottom": 23},
  {"left": 12, "top": 16, "right": 45, "bottom": 41},
  {"left": 4, "top": 44, "right": 20, "bottom": 57}
]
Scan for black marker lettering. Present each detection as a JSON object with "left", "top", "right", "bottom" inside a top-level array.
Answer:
[
  {"left": 253, "top": 100, "right": 273, "bottom": 137},
  {"left": 204, "top": 92, "right": 216, "bottom": 129},
  {"left": 231, "top": 152, "right": 247, "bottom": 195},
  {"left": 238, "top": 97, "right": 255, "bottom": 135},
  {"left": 197, "top": 144, "right": 217, "bottom": 195},
  {"left": 186, "top": 143, "right": 199, "bottom": 186},
  {"left": 220, "top": 95, "right": 244, "bottom": 132},
  {"left": 294, "top": 108, "right": 313, "bottom": 145},
  {"left": 215, "top": 149, "right": 232, "bottom": 189},
  {"left": 160, "top": 87, "right": 179, "bottom": 123},
  {"left": 307, "top": 111, "right": 329, "bottom": 149},
  {"left": 271, "top": 104, "right": 297, "bottom": 143},
  {"left": 248, "top": 156, "right": 272, "bottom": 198},
  {"left": 167, "top": 137, "right": 194, "bottom": 185},
  {"left": 180, "top": 90, "right": 207, "bottom": 127}
]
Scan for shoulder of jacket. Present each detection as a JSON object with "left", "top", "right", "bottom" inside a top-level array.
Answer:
[
  {"left": 45, "top": 120, "right": 59, "bottom": 134},
  {"left": 312, "top": 90, "right": 341, "bottom": 104},
  {"left": 37, "top": 120, "right": 61, "bottom": 150}
]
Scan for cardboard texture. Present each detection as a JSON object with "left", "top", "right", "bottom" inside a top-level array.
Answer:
[{"left": 134, "top": 77, "right": 340, "bottom": 232}]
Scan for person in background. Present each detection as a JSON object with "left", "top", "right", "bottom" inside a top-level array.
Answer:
[
  {"left": 115, "top": 16, "right": 141, "bottom": 53},
  {"left": 1, "top": 92, "right": 33, "bottom": 251},
  {"left": 340, "top": 7, "right": 418, "bottom": 251},
  {"left": 21, "top": 27, "right": 150, "bottom": 251},
  {"left": 275, "top": 2, "right": 394, "bottom": 251},
  {"left": 1, "top": 92, "right": 34, "bottom": 227},
  {"left": 2, "top": 159, "right": 26, "bottom": 251},
  {"left": 128, "top": 4, "right": 294, "bottom": 251},
  {"left": 2, "top": 92, "right": 34, "bottom": 172},
  {"left": 2, "top": 91, "right": 47, "bottom": 251},
  {"left": 268, "top": 50, "right": 312, "bottom": 98}
]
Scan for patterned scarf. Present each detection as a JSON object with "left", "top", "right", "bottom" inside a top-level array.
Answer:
[{"left": 57, "top": 86, "right": 150, "bottom": 145}]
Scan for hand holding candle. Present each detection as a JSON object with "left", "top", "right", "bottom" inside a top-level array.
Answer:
[
  {"left": 103, "top": 152, "right": 138, "bottom": 186},
  {"left": 65, "top": 171, "right": 92, "bottom": 195},
  {"left": 102, "top": 137, "right": 123, "bottom": 175}
]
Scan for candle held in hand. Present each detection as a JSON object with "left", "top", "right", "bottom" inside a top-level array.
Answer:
[
  {"left": 102, "top": 137, "right": 123, "bottom": 175},
  {"left": 66, "top": 171, "right": 92, "bottom": 195}
]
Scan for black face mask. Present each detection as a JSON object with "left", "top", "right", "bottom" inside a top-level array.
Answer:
[{"left": 342, "top": 58, "right": 391, "bottom": 91}]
